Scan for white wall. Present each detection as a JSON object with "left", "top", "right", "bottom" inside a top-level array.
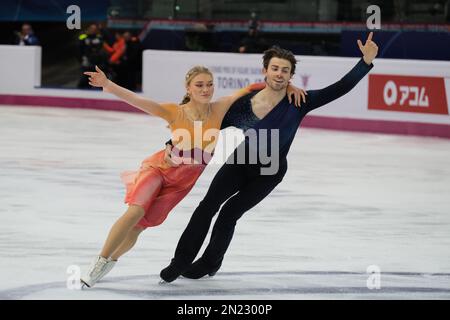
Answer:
[
  {"left": 1, "top": 46, "right": 449, "bottom": 129},
  {"left": 0, "top": 45, "right": 41, "bottom": 92},
  {"left": 143, "top": 50, "right": 450, "bottom": 125},
  {"left": 0, "top": 45, "right": 116, "bottom": 100}
]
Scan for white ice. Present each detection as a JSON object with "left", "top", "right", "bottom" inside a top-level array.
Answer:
[{"left": 1, "top": 106, "right": 450, "bottom": 300}]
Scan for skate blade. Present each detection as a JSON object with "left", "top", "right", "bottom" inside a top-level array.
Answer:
[
  {"left": 158, "top": 279, "right": 168, "bottom": 285},
  {"left": 80, "top": 279, "right": 91, "bottom": 289}
]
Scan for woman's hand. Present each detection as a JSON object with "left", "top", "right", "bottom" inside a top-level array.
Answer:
[
  {"left": 163, "top": 143, "right": 180, "bottom": 167},
  {"left": 287, "top": 83, "right": 307, "bottom": 107},
  {"left": 84, "top": 65, "right": 110, "bottom": 89}
]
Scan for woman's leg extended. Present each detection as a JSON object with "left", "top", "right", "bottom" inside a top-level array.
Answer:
[
  {"left": 100, "top": 169, "right": 163, "bottom": 259},
  {"left": 99, "top": 205, "right": 146, "bottom": 259},
  {"left": 81, "top": 209, "right": 148, "bottom": 288},
  {"left": 110, "top": 226, "right": 145, "bottom": 261}
]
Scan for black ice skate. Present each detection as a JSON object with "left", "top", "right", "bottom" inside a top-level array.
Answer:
[
  {"left": 182, "top": 258, "right": 221, "bottom": 279},
  {"left": 159, "top": 260, "right": 188, "bottom": 283}
]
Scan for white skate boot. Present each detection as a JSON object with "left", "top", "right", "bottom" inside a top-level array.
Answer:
[{"left": 81, "top": 256, "right": 117, "bottom": 288}]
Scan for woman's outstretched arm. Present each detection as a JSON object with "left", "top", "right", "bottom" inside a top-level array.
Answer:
[{"left": 84, "top": 66, "right": 177, "bottom": 122}]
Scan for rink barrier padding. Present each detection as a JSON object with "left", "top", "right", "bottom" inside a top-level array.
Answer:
[{"left": 1, "top": 93, "right": 449, "bottom": 138}]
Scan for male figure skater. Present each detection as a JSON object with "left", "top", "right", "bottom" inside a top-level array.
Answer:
[{"left": 160, "top": 33, "right": 378, "bottom": 282}]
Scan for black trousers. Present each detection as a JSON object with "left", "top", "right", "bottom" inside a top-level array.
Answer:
[{"left": 172, "top": 157, "right": 288, "bottom": 268}]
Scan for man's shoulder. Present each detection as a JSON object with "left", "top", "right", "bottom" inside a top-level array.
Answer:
[{"left": 232, "top": 90, "right": 257, "bottom": 106}]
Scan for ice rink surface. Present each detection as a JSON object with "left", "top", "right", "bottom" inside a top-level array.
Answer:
[{"left": 1, "top": 106, "right": 449, "bottom": 299}]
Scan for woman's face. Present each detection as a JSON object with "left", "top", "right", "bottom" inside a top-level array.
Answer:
[{"left": 186, "top": 73, "right": 214, "bottom": 104}]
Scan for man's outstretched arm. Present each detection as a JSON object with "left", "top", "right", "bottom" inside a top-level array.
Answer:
[{"left": 303, "top": 32, "right": 378, "bottom": 113}]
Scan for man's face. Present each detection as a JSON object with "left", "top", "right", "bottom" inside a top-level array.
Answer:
[
  {"left": 21, "top": 25, "right": 32, "bottom": 35},
  {"left": 263, "top": 57, "right": 292, "bottom": 91},
  {"left": 87, "top": 24, "right": 98, "bottom": 35}
]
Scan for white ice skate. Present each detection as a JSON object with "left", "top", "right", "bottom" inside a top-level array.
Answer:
[{"left": 81, "top": 256, "right": 116, "bottom": 288}]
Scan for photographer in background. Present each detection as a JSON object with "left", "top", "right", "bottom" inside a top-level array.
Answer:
[{"left": 14, "top": 23, "right": 39, "bottom": 46}]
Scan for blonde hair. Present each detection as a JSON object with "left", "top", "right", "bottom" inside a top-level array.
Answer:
[{"left": 180, "top": 65, "right": 213, "bottom": 105}]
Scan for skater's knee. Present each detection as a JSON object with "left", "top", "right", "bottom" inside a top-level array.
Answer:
[
  {"left": 218, "top": 201, "right": 246, "bottom": 221},
  {"left": 130, "top": 225, "right": 144, "bottom": 236},
  {"left": 215, "top": 211, "right": 239, "bottom": 230},
  {"left": 197, "top": 197, "right": 221, "bottom": 215},
  {"left": 216, "top": 217, "right": 238, "bottom": 231},
  {"left": 126, "top": 205, "right": 145, "bottom": 219}
]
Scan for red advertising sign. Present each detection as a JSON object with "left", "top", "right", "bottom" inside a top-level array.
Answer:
[{"left": 368, "top": 75, "right": 448, "bottom": 115}]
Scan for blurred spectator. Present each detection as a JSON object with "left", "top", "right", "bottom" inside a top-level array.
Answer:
[
  {"left": 185, "top": 32, "right": 206, "bottom": 51},
  {"left": 77, "top": 24, "right": 108, "bottom": 89},
  {"left": 14, "top": 23, "right": 39, "bottom": 46},
  {"left": 98, "top": 21, "right": 115, "bottom": 46},
  {"left": 239, "top": 12, "right": 262, "bottom": 53},
  {"left": 248, "top": 11, "right": 259, "bottom": 31},
  {"left": 122, "top": 31, "right": 142, "bottom": 91},
  {"left": 238, "top": 27, "right": 261, "bottom": 53},
  {"left": 185, "top": 23, "right": 212, "bottom": 52},
  {"left": 104, "top": 31, "right": 127, "bottom": 87},
  {"left": 104, "top": 32, "right": 126, "bottom": 64}
]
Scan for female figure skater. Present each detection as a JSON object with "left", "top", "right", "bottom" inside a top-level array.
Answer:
[{"left": 80, "top": 65, "right": 305, "bottom": 287}]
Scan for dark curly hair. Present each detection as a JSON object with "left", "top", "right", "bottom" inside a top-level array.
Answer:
[{"left": 262, "top": 46, "right": 297, "bottom": 75}]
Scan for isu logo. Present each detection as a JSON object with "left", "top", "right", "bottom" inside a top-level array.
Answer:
[{"left": 368, "top": 75, "right": 448, "bottom": 115}]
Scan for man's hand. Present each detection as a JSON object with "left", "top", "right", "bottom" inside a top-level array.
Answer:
[
  {"left": 164, "top": 143, "right": 180, "bottom": 167},
  {"left": 357, "top": 32, "right": 378, "bottom": 65},
  {"left": 287, "top": 84, "right": 307, "bottom": 107}
]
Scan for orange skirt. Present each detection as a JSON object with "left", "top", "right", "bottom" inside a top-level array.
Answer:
[{"left": 120, "top": 150, "right": 206, "bottom": 229}]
